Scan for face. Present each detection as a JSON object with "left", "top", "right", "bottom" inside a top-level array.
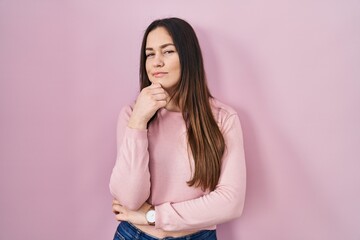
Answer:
[{"left": 145, "top": 27, "right": 181, "bottom": 93}]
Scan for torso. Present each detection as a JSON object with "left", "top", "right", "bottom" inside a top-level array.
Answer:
[{"left": 127, "top": 98, "right": 235, "bottom": 234}]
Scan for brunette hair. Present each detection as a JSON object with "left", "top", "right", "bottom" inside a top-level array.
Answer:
[{"left": 139, "top": 17, "right": 225, "bottom": 191}]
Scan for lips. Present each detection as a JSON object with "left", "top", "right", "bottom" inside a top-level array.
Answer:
[{"left": 152, "top": 72, "right": 168, "bottom": 78}]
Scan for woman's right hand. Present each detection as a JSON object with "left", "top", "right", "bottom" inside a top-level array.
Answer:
[{"left": 128, "top": 83, "right": 169, "bottom": 129}]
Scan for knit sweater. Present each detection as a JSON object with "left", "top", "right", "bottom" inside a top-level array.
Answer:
[{"left": 109, "top": 98, "right": 246, "bottom": 231}]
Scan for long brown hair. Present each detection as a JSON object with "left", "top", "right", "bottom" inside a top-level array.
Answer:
[{"left": 139, "top": 18, "right": 225, "bottom": 191}]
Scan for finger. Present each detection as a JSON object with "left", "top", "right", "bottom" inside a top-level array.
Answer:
[
  {"left": 156, "top": 100, "right": 167, "bottom": 108},
  {"left": 112, "top": 204, "right": 124, "bottom": 214},
  {"left": 112, "top": 205, "right": 119, "bottom": 214},
  {"left": 150, "top": 89, "right": 170, "bottom": 102},
  {"left": 148, "top": 88, "right": 167, "bottom": 95},
  {"left": 112, "top": 204, "right": 121, "bottom": 214},
  {"left": 152, "top": 93, "right": 168, "bottom": 101},
  {"left": 115, "top": 213, "right": 126, "bottom": 221},
  {"left": 148, "top": 83, "right": 165, "bottom": 90},
  {"left": 112, "top": 202, "right": 121, "bottom": 209},
  {"left": 150, "top": 83, "right": 162, "bottom": 88}
]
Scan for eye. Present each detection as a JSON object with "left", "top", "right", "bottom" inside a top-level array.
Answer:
[
  {"left": 146, "top": 53, "right": 155, "bottom": 58},
  {"left": 164, "top": 50, "right": 175, "bottom": 55}
]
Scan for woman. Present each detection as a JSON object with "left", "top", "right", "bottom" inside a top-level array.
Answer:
[{"left": 109, "top": 17, "right": 246, "bottom": 240}]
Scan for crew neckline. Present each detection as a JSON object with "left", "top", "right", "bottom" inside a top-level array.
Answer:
[{"left": 158, "top": 107, "right": 183, "bottom": 116}]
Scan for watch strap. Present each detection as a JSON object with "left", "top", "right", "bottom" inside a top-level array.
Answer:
[{"left": 146, "top": 206, "right": 155, "bottom": 226}]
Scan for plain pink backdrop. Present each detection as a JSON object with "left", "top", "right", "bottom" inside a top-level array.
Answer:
[{"left": 1, "top": 1, "right": 359, "bottom": 239}]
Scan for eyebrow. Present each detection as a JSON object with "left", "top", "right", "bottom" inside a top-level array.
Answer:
[{"left": 145, "top": 43, "right": 175, "bottom": 51}]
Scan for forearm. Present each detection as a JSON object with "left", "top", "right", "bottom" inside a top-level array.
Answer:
[
  {"left": 154, "top": 177, "right": 246, "bottom": 231},
  {"left": 109, "top": 125, "right": 151, "bottom": 210},
  {"left": 109, "top": 165, "right": 150, "bottom": 210}
]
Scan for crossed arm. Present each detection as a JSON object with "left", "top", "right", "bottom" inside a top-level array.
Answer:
[
  {"left": 109, "top": 104, "right": 246, "bottom": 231},
  {"left": 112, "top": 198, "right": 151, "bottom": 225}
]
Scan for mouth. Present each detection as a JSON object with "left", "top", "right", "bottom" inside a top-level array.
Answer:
[{"left": 152, "top": 72, "right": 168, "bottom": 78}]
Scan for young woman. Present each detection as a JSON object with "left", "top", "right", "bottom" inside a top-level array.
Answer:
[{"left": 109, "top": 17, "right": 246, "bottom": 240}]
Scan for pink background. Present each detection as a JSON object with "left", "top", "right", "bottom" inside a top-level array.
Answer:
[{"left": 1, "top": 1, "right": 359, "bottom": 239}]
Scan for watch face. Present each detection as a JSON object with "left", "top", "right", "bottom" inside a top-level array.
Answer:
[{"left": 146, "top": 210, "right": 156, "bottom": 223}]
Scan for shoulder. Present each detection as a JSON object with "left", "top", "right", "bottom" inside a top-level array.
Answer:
[
  {"left": 210, "top": 98, "right": 243, "bottom": 134},
  {"left": 210, "top": 98, "right": 239, "bottom": 130},
  {"left": 210, "top": 98, "right": 238, "bottom": 122}
]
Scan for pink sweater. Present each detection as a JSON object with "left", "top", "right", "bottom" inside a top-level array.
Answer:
[{"left": 109, "top": 98, "right": 246, "bottom": 231}]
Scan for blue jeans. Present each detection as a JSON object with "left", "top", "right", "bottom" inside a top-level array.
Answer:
[{"left": 113, "top": 221, "right": 217, "bottom": 240}]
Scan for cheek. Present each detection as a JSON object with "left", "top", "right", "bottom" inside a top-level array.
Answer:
[
  {"left": 145, "top": 61, "right": 151, "bottom": 73},
  {"left": 173, "top": 62, "right": 181, "bottom": 77},
  {"left": 173, "top": 58, "right": 181, "bottom": 72},
  {"left": 145, "top": 64, "right": 153, "bottom": 80}
]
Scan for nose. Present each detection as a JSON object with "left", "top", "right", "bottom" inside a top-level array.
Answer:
[{"left": 152, "top": 53, "right": 164, "bottom": 67}]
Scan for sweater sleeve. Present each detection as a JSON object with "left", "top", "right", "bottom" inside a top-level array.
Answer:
[
  {"left": 109, "top": 105, "right": 151, "bottom": 210},
  {"left": 154, "top": 113, "right": 246, "bottom": 231}
]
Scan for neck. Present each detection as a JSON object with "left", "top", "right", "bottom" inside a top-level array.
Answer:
[{"left": 165, "top": 100, "right": 181, "bottom": 112}]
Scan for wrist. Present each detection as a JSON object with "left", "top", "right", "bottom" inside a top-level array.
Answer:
[
  {"left": 128, "top": 119, "right": 147, "bottom": 130},
  {"left": 145, "top": 205, "right": 156, "bottom": 226}
]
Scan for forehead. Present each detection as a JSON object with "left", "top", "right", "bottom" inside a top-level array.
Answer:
[{"left": 146, "top": 27, "right": 174, "bottom": 48}]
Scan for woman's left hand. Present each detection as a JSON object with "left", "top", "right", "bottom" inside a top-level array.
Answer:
[{"left": 112, "top": 199, "right": 151, "bottom": 225}]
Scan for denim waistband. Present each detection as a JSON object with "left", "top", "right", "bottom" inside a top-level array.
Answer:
[{"left": 116, "top": 221, "right": 216, "bottom": 240}]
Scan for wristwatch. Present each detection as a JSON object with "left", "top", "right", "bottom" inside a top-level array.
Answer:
[{"left": 145, "top": 206, "right": 156, "bottom": 226}]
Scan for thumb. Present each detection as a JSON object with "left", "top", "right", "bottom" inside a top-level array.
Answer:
[{"left": 150, "top": 82, "right": 162, "bottom": 88}]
